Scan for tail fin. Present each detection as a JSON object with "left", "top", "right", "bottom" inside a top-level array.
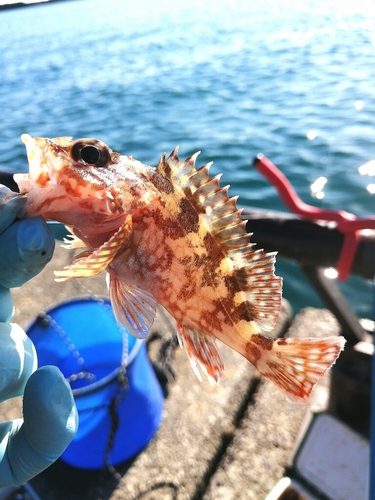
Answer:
[{"left": 255, "top": 336, "right": 346, "bottom": 403}]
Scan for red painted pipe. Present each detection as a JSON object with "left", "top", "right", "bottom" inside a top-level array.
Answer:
[{"left": 254, "top": 154, "right": 375, "bottom": 280}]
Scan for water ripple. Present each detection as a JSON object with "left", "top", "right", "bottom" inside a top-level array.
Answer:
[{"left": 0, "top": 0, "right": 373, "bottom": 316}]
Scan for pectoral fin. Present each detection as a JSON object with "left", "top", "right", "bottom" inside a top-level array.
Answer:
[
  {"left": 108, "top": 273, "right": 157, "bottom": 339},
  {"left": 61, "top": 229, "right": 87, "bottom": 250},
  {"left": 54, "top": 215, "right": 133, "bottom": 281}
]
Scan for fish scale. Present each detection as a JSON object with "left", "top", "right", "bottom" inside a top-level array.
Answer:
[{"left": 15, "top": 134, "right": 346, "bottom": 402}]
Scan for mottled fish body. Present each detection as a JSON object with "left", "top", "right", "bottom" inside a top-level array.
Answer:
[{"left": 15, "top": 135, "right": 345, "bottom": 401}]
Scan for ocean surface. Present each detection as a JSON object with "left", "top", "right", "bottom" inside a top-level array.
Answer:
[{"left": 0, "top": 0, "right": 374, "bottom": 319}]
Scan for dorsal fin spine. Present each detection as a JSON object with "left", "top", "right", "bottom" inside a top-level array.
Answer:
[
  {"left": 168, "top": 146, "right": 179, "bottom": 161},
  {"left": 187, "top": 151, "right": 200, "bottom": 165},
  {"left": 187, "top": 166, "right": 211, "bottom": 191}
]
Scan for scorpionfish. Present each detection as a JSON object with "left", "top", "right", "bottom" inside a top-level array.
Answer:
[{"left": 15, "top": 134, "right": 345, "bottom": 402}]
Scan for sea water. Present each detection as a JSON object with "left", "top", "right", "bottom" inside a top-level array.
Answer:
[{"left": 0, "top": 0, "right": 374, "bottom": 319}]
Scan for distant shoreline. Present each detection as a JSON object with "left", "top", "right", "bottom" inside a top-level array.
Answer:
[{"left": 0, "top": 0, "right": 66, "bottom": 11}]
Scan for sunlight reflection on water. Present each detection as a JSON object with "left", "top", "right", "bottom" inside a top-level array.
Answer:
[
  {"left": 310, "top": 176, "right": 328, "bottom": 199},
  {"left": 359, "top": 159, "right": 375, "bottom": 194}
]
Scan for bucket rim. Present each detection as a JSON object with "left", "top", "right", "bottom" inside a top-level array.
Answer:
[
  {"left": 25, "top": 295, "right": 116, "bottom": 329},
  {"left": 26, "top": 295, "right": 145, "bottom": 396},
  {"left": 72, "top": 336, "right": 144, "bottom": 397}
]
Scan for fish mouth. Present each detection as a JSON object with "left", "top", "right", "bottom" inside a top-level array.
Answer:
[
  {"left": 14, "top": 134, "right": 66, "bottom": 218},
  {"left": 13, "top": 172, "right": 30, "bottom": 195},
  {"left": 12, "top": 173, "right": 30, "bottom": 218},
  {"left": 13, "top": 135, "right": 37, "bottom": 196},
  {"left": 13, "top": 135, "right": 36, "bottom": 215},
  {"left": 20, "top": 134, "right": 52, "bottom": 187}
]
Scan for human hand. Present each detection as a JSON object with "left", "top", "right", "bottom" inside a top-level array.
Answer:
[{"left": 0, "top": 186, "right": 78, "bottom": 487}]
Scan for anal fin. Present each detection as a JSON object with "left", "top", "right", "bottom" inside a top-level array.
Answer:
[
  {"left": 54, "top": 215, "right": 133, "bottom": 281},
  {"left": 177, "top": 325, "right": 224, "bottom": 386}
]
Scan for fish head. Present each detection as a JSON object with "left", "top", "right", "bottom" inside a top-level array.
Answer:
[{"left": 14, "top": 134, "right": 127, "bottom": 228}]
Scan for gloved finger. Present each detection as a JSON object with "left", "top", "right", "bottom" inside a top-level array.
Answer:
[
  {"left": 0, "top": 366, "right": 78, "bottom": 487},
  {"left": 0, "top": 322, "right": 37, "bottom": 403},
  {"left": 0, "top": 186, "right": 26, "bottom": 234},
  {"left": 0, "top": 285, "right": 14, "bottom": 323},
  {"left": 0, "top": 217, "right": 55, "bottom": 289}
]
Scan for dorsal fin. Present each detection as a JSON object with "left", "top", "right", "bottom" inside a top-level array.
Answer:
[{"left": 156, "top": 148, "right": 282, "bottom": 332}]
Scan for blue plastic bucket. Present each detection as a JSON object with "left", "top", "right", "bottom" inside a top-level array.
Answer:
[{"left": 26, "top": 296, "right": 164, "bottom": 469}]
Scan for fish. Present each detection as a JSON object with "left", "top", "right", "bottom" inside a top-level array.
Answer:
[{"left": 15, "top": 134, "right": 346, "bottom": 402}]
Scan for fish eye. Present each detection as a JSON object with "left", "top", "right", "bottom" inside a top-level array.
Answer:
[
  {"left": 81, "top": 145, "right": 100, "bottom": 164},
  {"left": 71, "top": 139, "right": 111, "bottom": 168}
]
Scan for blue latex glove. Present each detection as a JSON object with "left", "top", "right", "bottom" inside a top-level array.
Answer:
[{"left": 0, "top": 186, "right": 78, "bottom": 487}]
